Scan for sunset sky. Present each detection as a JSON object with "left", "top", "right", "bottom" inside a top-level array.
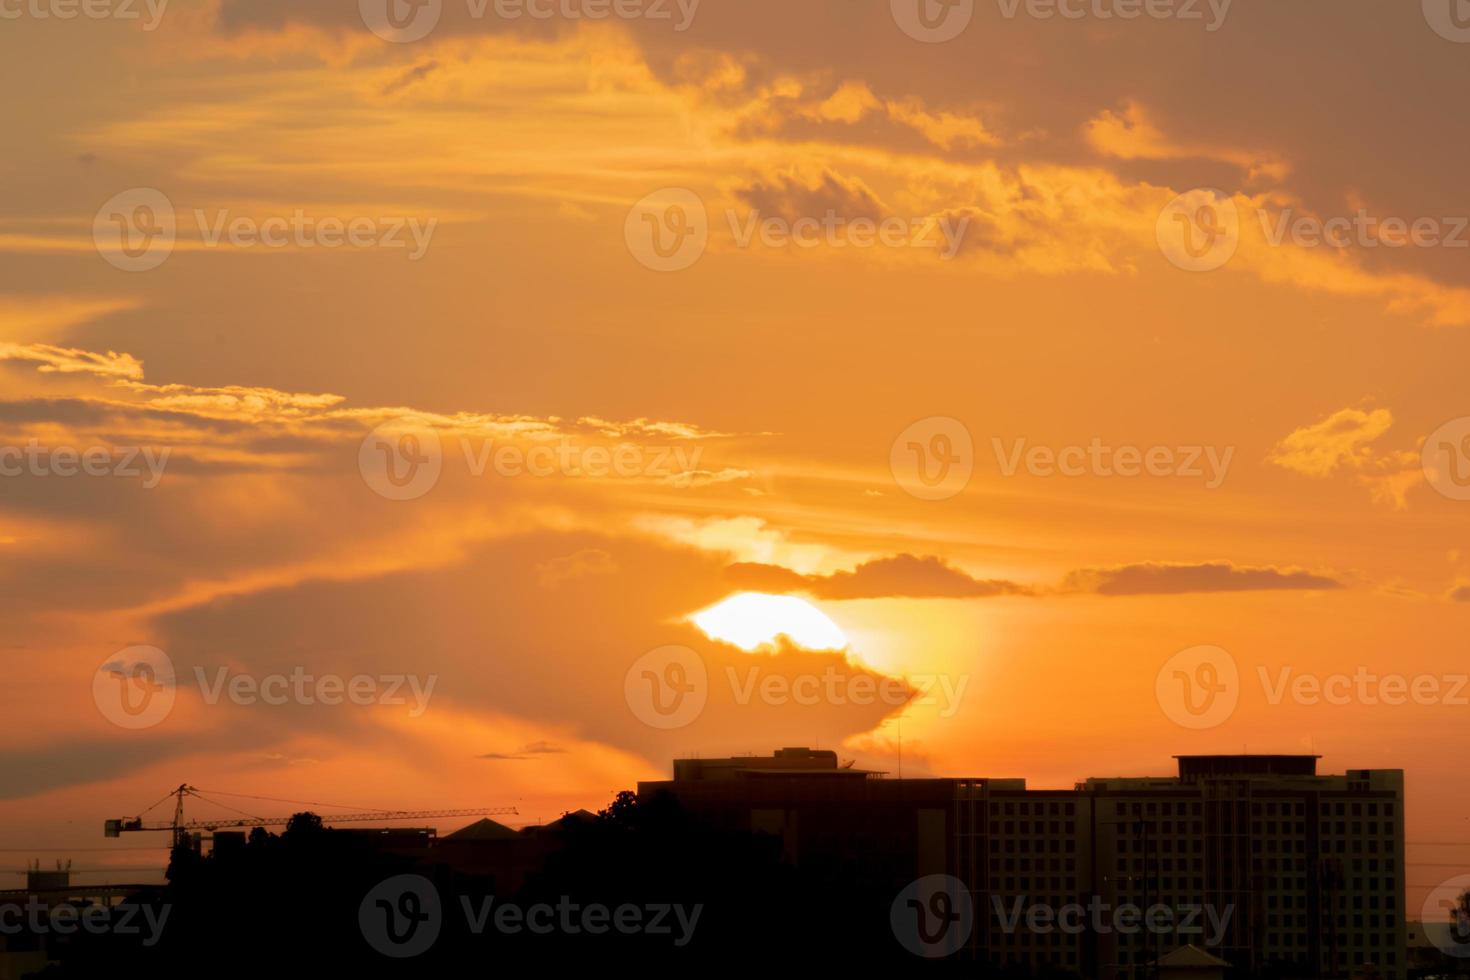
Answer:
[{"left": 2, "top": 0, "right": 1468, "bottom": 909}]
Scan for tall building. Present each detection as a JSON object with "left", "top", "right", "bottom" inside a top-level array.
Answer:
[{"left": 638, "top": 749, "right": 1406, "bottom": 978}]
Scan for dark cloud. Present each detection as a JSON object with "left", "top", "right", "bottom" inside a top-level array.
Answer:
[
  {"left": 733, "top": 169, "right": 884, "bottom": 223},
  {"left": 381, "top": 60, "right": 440, "bottom": 96},
  {"left": 150, "top": 531, "right": 905, "bottom": 768},
  {"left": 727, "top": 554, "right": 1028, "bottom": 600},
  {"left": 1064, "top": 562, "right": 1344, "bottom": 597},
  {"left": 478, "top": 740, "right": 566, "bottom": 761}
]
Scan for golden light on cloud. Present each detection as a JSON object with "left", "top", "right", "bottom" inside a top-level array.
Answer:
[{"left": 690, "top": 593, "right": 849, "bottom": 652}]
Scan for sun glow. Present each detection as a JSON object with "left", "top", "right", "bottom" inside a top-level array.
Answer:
[{"left": 690, "top": 593, "right": 849, "bottom": 652}]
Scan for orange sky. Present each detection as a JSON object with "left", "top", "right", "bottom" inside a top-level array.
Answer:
[{"left": 1, "top": 0, "right": 1468, "bottom": 911}]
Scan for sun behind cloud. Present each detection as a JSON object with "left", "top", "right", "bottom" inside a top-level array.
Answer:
[{"left": 690, "top": 593, "right": 849, "bottom": 652}]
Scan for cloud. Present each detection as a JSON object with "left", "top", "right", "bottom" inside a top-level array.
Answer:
[
  {"left": 536, "top": 549, "right": 618, "bottom": 588},
  {"left": 1084, "top": 101, "right": 1289, "bottom": 182},
  {"left": 1269, "top": 407, "right": 1396, "bottom": 478},
  {"left": 1269, "top": 407, "right": 1423, "bottom": 508},
  {"left": 381, "top": 59, "right": 440, "bottom": 96},
  {"left": 478, "top": 740, "right": 566, "bottom": 761},
  {"left": 663, "top": 468, "right": 753, "bottom": 489},
  {"left": 727, "top": 554, "right": 1028, "bottom": 600},
  {"left": 1450, "top": 585, "right": 1470, "bottom": 603},
  {"left": 734, "top": 168, "right": 885, "bottom": 223},
  {"left": 0, "top": 296, "right": 140, "bottom": 343},
  {"left": 0, "top": 343, "right": 144, "bottom": 380},
  {"left": 1064, "top": 562, "right": 1343, "bottom": 596}
]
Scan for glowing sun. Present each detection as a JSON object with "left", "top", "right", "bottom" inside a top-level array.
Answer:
[{"left": 690, "top": 593, "right": 849, "bottom": 652}]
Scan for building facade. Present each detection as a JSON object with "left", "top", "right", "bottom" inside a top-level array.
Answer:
[{"left": 637, "top": 749, "right": 1406, "bottom": 979}]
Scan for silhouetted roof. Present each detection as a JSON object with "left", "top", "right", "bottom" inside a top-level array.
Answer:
[
  {"left": 1153, "top": 944, "right": 1232, "bottom": 968},
  {"left": 444, "top": 818, "right": 521, "bottom": 841}
]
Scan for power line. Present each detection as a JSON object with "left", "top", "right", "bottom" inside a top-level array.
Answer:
[{"left": 0, "top": 847, "right": 169, "bottom": 852}]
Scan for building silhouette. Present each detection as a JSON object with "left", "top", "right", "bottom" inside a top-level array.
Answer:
[{"left": 638, "top": 748, "right": 1406, "bottom": 978}]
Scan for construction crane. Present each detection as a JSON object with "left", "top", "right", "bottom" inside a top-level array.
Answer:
[{"left": 105, "top": 785, "right": 518, "bottom": 846}]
